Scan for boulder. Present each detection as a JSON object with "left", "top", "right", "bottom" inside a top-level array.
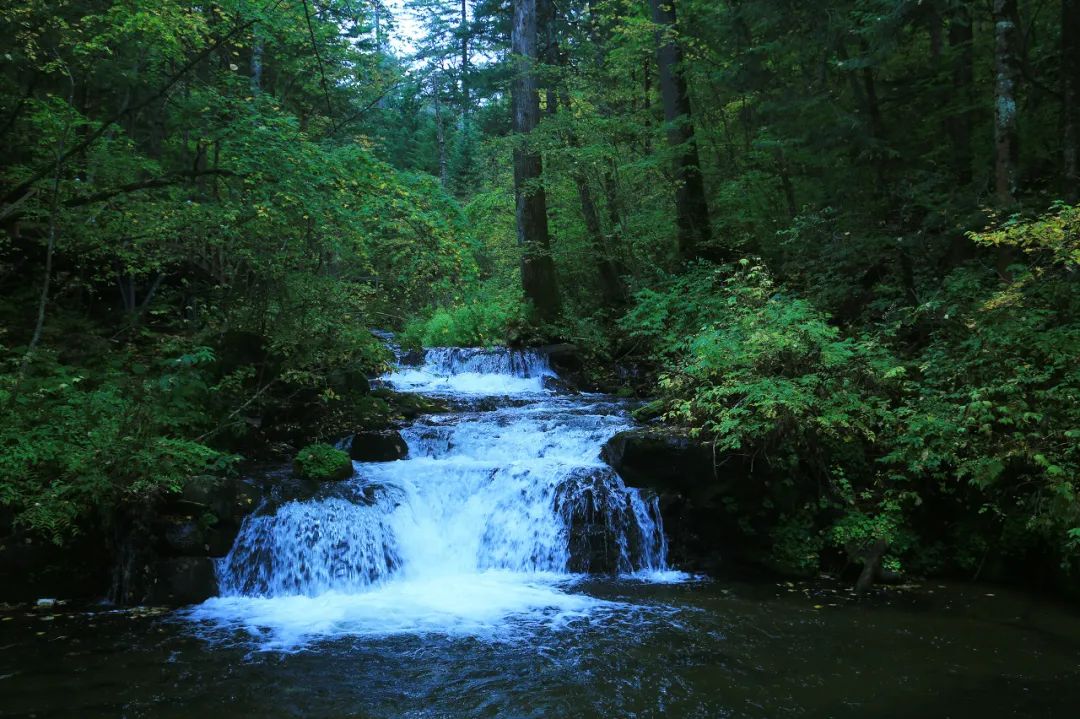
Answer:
[
  {"left": 600, "top": 427, "right": 783, "bottom": 573},
  {"left": 601, "top": 428, "right": 716, "bottom": 499},
  {"left": 149, "top": 557, "right": 219, "bottom": 605},
  {"left": 178, "top": 474, "right": 237, "bottom": 520},
  {"left": 294, "top": 444, "right": 354, "bottom": 481},
  {"left": 161, "top": 517, "right": 207, "bottom": 556},
  {"left": 542, "top": 375, "right": 579, "bottom": 395},
  {"left": 537, "top": 343, "right": 583, "bottom": 372},
  {"left": 350, "top": 430, "right": 409, "bottom": 462},
  {"left": 387, "top": 391, "right": 451, "bottom": 420},
  {"left": 327, "top": 367, "right": 371, "bottom": 396},
  {"left": 155, "top": 512, "right": 240, "bottom": 558},
  {"left": 400, "top": 348, "right": 426, "bottom": 366},
  {"left": 555, "top": 468, "right": 643, "bottom": 574}
]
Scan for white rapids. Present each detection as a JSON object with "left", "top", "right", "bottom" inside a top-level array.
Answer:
[{"left": 187, "top": 345, "right": 686, "bottom": 649}]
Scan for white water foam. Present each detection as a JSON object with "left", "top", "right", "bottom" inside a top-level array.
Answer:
[{"left": 187, "top": 343, "right": 687, "bottom": 648}]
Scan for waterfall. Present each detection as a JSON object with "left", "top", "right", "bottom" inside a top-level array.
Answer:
[{"left": 189, "top": 343, "right": 681, "bottom": 646}]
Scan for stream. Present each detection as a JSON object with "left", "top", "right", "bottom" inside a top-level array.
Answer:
[{"left": 2, "top": 346, "right": 1079, "bottom": 717}]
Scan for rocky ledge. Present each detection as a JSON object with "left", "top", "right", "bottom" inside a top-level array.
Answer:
[{"left": 601, "top": 427, "right": 790, "bottom": 574}]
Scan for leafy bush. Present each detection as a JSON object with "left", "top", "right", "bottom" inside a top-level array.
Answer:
[
  {"left": 293, "top": 443, "right": 353, "bottom": 481},
  {"left": 400, "top": 282, "right": 525, "bottom": 348},
  {"left": 618, "top": 207, "right": 1080, "bottom": 578},
  {"left": 0, "top": 349, "right": 231, "bottom": 543},
  {"left": 622, "top": 261, "right": 901, "bottom": 466},
  {"left": 885, "top": 206, "right": 1080, "bottom": 568}
]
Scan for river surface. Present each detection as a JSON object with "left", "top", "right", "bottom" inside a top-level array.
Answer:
[{"left": 2, "top": 347, "right": 1080, "bottom": 717}]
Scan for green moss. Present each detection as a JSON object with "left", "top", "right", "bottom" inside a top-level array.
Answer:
[{"left": 293, "top": 443, "right": 353, "bottom": 481}]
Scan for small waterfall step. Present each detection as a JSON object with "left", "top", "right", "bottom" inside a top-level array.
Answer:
[{"left": 188, "top": 342, "right": 682, "bottom": 646}]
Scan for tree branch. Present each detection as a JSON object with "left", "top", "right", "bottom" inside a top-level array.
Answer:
[
  {"left": 0, "top": 0, "right": 285, "bottom": 210},
  {"left": 302, "top": 0, "right": 337, "bottom": 130},
  {"left": 62, "top": 169, "right": 240, "bottom": 208}
]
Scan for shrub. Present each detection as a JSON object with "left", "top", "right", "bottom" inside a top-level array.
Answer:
[{"left": 293, "top": 443, "right": 353, "bottom": 481}]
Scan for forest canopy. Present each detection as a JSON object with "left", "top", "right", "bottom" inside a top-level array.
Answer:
[{"left": 1, "top": 0, "right": 1078, "bottom": 590}]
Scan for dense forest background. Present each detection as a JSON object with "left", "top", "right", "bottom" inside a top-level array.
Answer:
[{"left": 1, "top": 0, "right": 1078, "bottom": 591}]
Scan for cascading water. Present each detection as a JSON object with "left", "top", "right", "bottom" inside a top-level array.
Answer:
[{"left": 189, "top": 344, "right": 683, "bottom": 648}]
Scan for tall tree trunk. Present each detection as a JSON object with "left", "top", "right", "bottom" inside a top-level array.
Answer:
[
  {"left": 512, "top": 0, "right": 560, "bottom": 323},
  {"left": 1063, "top": 0, "right": 1080, "bottom": 201},
  {"left": 649, "top": 0, "right": 710, "bottom": 261},
  {"left": 774, "top": 147, "right": 797, "bottom": 219},
  {"left": 560, "top": 91, "right": 624, "bottom": 306},
  {"left": 250, "top": 26, "right": 263, "bottom": 95},
  {"left": 13, "top": 59, "right": 73, "bottom": 403},
  {"left": 460, "top": 0, "right": 470, "bottom": 114},
  {"left": 947, "top": 4, "right": 974, "bottom": 185},
  {"left": 993, "top": 0, "right": 1020, "bottom": 205},
  {"left": 578, "top": 176, "right": 625, "bottom": 307},
  {"left": 433, "top": 77, "right": 449, "bottom": 188},
  {"left": 539, "top": 0, "right": 559, "bottom": 114}
]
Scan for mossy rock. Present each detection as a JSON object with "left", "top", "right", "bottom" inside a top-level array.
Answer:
[
  {"left": 371, "top": 388, "right": 451, "bottom": 420},
  {"left": 630, "top": 399, "right": 665, "bottom": 423},
  {"left": 293, "top": 443, "right": 353, "bottom": 481}
]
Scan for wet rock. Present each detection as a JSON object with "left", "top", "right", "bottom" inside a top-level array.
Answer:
[
  {"left": 393, "top": 392, "right": 452, "bottom": 420},
  {"left": 149, "top": 557, "right": 219, "bottom": 605},
  {"left": 555, "top": 467, "right": 651, "bottom": 574},
  {"left": 327, "top": 367, "right": 371, "bottom": 396},
  {"left": 600, "top": 428, "right": 783, "bottom": 573},
  {"left": 601, "top": 428, "right": 716, "bottom": 497},
  {"left": 538, "top": 343, "right": 582, "bottom": 372},
  {"left": 161, "top": 517, "right": 206, "bottom": 556},
  {"left": 177, "top": 475, "right": 237, "bottom": 520},
  {"left": 350, "top": 429, "right": 409, "bottom": 462},
  {"left": 542, "top": 375, "right": 579, "bottom": 395},
  {"left": 400, "top": 348, "right": 426, "bottom": 366}
]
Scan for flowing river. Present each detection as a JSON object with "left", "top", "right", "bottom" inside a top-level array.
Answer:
[{"left": 2, "top": 347, "right": 1080, "bottom": 717}]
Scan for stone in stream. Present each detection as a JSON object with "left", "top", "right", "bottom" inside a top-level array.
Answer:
[
  {"left": 601, "top": 427, "right": 786, "bottom": 574},
  {"left": 399, "top": 348, "right": 426, "bottom": 366},
  {"left": 158, "top": 515, "right": 238, "bottom": 558},
  {"left": 350, "top": 429, "right": 409, "bottom": 462},
  {"left": 601, "top": 428, "right": 716, "bottom": 496},
  {"left": 555, "top": 467, "right": 660, "bottom": 574},
  {"left": 161, "top": 517, "right": 207, "bottom": 556},
  {"left": 149, "top": 557, "right": 219, "bottom": 605},
  {"left": 294, "top": 444, "right": 355, "bottom": 481},
  {"left": 541, "top": 375, "right": 579, "bottom": 395},
  {"left": 536, "top": 343, "right": 583, "bottom": 372}
]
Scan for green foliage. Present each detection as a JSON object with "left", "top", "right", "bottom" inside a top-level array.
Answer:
[
  {"left": 769, "top": 512, "right": 825, "bottom": 576},
  {"left": 884, "top": 209, "right": 1080, "bottom": 567},
  {"left": 401, "top": 282, "right": 526, "bottom": 348},
  {"left": 0, "top": 349, "right": 232, "bottom": 543},
  {"left": 0, "top": 0, "right": 481, "bottom": 543},
  {"left": 293, "top": 443, "right": 352, "bottom": 482},
  {"left": 622, "top": 261, "right": 899, "bottom": 464}
]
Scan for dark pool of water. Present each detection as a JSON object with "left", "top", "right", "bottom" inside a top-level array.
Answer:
[{"left": 2, "top": 578, "right": 1078, "bottom": 719}]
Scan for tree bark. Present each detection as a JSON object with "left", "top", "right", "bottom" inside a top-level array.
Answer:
[
  {"left": 460, "top": 0, "right": 470, "bottom": 114},
  {"left": 576, "top": 171, "right": 624, "bottom": 307},
  {"left": 560, "top": 91, "right": 625, "bottom": 307},
  {"left": 774, "top": 147, "right": 797, "bottom": 219},
  {"left": 512, "top": 0, "right": 560, "bottom": 323},
  {"left": 993, "top": 0, "right": 1020, "bottom": 205},
  {"left": 1063, "top": 0, "right": 1080, "bottom": 201},
  {"left": 250, "top": 26, "right": 263, "bottom": 95},
  {"left": 649, "top": 0, "right": 710, "bottom": 261},
  {"left": 433, "top": 75, "right": 449, "bottom": 188},
  {"left": 947, "top": 4, "right": 974, "bottom": 185}
]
